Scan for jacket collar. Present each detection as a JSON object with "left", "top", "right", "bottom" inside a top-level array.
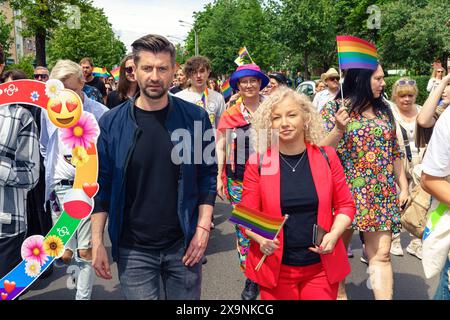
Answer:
[{"left": 128, "top": 92, "right": 175, "bottom": 125}]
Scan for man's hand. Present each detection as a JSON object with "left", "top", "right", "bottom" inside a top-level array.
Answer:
[
  {"left": 92, "top": 243, "right": 112, "bottom": 280},
  {"left": 182, "top": 227, "right": 210, "bottom": 267}
]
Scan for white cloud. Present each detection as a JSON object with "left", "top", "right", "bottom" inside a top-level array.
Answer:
[{"left": 92, "top": 0, "right": 212, "bottom": 52}]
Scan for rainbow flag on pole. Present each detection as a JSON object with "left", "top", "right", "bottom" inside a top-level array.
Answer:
[
  {"left": 229, "top": 205, "right": 285, "bottom": 240},
  {"left": 234, "top": 47, "right": 252, "bottom": 66},
  {"left": 336, "top": 35, "right": 379, "bottom": 70},
  {"left": 110, "top": 67, "right": 120, "bottom": 81},
  {"left": 221, "top": 79, "right": 232, "bottom": 99},
  {"left": 93, "top": 67, "right": 109, "bottom": 78}
]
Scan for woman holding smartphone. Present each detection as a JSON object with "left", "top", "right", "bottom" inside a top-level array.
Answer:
[{"left": 239, "top": 87, "right": 355, "bottom": 300}]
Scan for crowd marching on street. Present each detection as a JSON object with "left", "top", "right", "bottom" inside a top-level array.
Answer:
[{"left": 0, "top": 30, "right": 449, "bottom": 302}]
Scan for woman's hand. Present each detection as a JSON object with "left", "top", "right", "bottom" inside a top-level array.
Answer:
[
  {"left": 398, "top": 189, "right": 411, "bottom": 211},
  {"left": 334, "top": 106, "right": 351, "bottom": 133},
  {"left": 309, "top": 230, "right": 339, "bottom": 255},
  {"left": 216, "top": 176, "right": 226, "bottom": 200},
  {"left": 259, "top": 238, "right": 280, "bottom": 256}
]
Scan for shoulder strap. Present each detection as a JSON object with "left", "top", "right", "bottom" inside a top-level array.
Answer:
[
  {"left": 399, "top": 125, "right": 412, "bottom": 163},
  {"left": 258, "top": 154, "right": 264, "bottom": 175},
  {"left": 319, "top": 147, "right": 331, "bottom": 168}
]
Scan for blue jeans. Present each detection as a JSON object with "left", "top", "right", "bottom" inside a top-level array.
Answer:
[
  {"left": 434, "top": 253, "right": 450, "bottom": 300},
  {"left": 117, "top": 239, "right": 202, "bottom": 300}
]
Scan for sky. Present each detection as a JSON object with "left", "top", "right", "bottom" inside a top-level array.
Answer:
[{"left": 92, "top": 0, "right": 213, "bottom": 53}]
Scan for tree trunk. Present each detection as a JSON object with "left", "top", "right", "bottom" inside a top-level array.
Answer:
[
  {"left": 304, "top": 51, "right": 309, "bottom": 80},
  {"left": 35, "top": 28, "right": 46, "bottom": 67}
]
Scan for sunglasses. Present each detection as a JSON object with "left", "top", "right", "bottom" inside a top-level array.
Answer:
[
  {"left": 125, "top": 67, "right": 133, "bottom": 74},
  {"left": 328, "top": 77, "right": 340, "bottom": 82},
  {"left": 437, "top": 70, "right": 444, "bottom": 73},
  {"left": 34, "top": 74, "right": 49, "bottom": 80},
  {"left": 397, "top": 80, "right": 416, "bottom": 86}
]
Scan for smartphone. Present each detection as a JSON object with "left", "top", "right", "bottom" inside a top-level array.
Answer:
[{"left": 312, "top": 224, "right": 327, "bottom": 247}]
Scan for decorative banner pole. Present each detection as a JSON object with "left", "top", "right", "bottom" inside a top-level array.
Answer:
[{"left": 0, "top": 80, "right": 100, "bottom": 300}]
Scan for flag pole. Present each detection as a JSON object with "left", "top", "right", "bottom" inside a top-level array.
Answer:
[
  {"left": 245, "top": 47, "right": 255, "bottom": 64},
  {"left": 337, "top": 37, "right": 345, "bottom": 109},
  {"left": 255, "top": 214, "right": 289, "bottom": 271}
]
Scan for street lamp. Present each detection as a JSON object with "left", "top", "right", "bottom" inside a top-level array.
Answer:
[{"left": 179, "top": 20, "right": 198, "bottom": 56}]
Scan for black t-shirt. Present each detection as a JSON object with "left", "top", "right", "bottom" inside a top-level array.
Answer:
[
  {"left": 106, "top": 90, "right": 127, "bottom": 109},
  {"left": 169, "top": 86, "right": 184, "bottom": 95},
  {"left": 121, "top": 105, "right": 183, "bottom": 251},
  {"left": 86, "top": 76, "right": 107, "bottom": 97},
  {"left": 280, "top": 151, "right": 321, "bottom": 266}
]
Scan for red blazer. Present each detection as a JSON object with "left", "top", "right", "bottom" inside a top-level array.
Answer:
[{"left": 240, "top": 143, "right": 356, "bottom": 289}]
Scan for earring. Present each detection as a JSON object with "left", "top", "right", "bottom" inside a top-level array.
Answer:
[{"left": 304, "top": 124, "right": 309, "bottom": 131}]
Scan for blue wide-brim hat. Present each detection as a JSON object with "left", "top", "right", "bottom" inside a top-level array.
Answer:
[{"left": 230, "top": 64, "right": 270, "bottom": 91}]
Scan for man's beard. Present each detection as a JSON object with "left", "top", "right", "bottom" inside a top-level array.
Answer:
[{"left": 142, "top": 81, "right": 168, "bottom": 100}]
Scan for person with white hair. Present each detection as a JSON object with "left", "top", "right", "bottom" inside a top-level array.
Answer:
[{"left": 40, "top": 59, "right": 108, "bottom": 300}]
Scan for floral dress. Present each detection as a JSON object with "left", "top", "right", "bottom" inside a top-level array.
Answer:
[{"left": 321, "top": 100, "right": 403, "bottom": 233}]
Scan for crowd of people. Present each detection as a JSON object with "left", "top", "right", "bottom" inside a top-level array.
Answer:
[{"left": 0, "top": 33, "right": 449, "bottom": 301}]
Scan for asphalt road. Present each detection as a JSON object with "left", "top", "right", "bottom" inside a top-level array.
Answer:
[{"left": 21, "top": 199, "right": 438, "bottom": 300}]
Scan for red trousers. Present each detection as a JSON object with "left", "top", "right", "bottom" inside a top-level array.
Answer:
[{"left": 260, "top": 262, "right": 338, "bottom": 300}]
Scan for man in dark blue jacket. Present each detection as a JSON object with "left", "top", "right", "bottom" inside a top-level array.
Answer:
[{"left": 91, "top": 34, "right": 217, "bottom": 300}]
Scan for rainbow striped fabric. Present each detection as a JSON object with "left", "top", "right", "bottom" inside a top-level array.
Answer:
[
  {"left": 110, "top": 67, "right": 120, "bottom": 81},
  {"left": 336, "top": 35, "right": 379, "bottom": 70},
  {"left": 93, "top": 67, "right": 109, "bottom": 78},
  {"left": 229, "top": 205, "right": 285, "bottom": 240},
  {"left": 235, "top": 47, "right": 251, "bottom": 66},
  {"left": 221, "top": 79, "right": 232, "bottom": 99},
  {"left": 201, "top": 88, "right": 209, "bottom": 109}
]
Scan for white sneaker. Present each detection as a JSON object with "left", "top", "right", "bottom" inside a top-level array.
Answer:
[
  {"left": 390, "top": 233, "right": 404, "bottom": 256},
  {"left": 406, "top": 240, "right": 423, "bottom": 260}
]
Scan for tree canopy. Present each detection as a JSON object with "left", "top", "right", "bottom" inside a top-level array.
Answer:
[{"left": 184, "top": 0, "right": 448, "bottom": 77}]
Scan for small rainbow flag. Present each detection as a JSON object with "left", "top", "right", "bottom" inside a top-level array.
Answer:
[
  {"left": 201, "top": 88, "right": 209, "bottom": 109},
  {"left": 221, "top": 79, "right": 232, "bottom": 99},
  {"left": 93, "top": 67, "right": 109, "bottom": 78},
  {"left": 229, "top": 205, "right": 285, "bottom": 240},
  {"left": 110, "top": 67, "right": 120, "bottom": 81},
  {"left": 235, "top": 46, "right": 253, "bottom": 66},
  {"left": 336, "top": 35, "right": 379, "bottom": 70}
]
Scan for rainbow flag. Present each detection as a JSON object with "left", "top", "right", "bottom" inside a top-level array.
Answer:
[
  {"left": 110, "top": 67, "right": 120, "bottom": 81},
  {"left": 93, "top": 67, "right": 109, "bottom": 78},
  {"left": 336, "top": 35, "right": 379, "bottom": 70},
  {"left": 229, "top": 205, "right": 285, "bottom": 240},
  {"left": 235, "top": 46, "right": 252, "bottom": 66},
  {"left": 201, "top": 88, "right": 209, "bottom": 109},
  {"left": 221, "top": 79, "right": 232, "bottom": 99}
]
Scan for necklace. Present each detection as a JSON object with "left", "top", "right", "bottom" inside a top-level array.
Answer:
[{"left": 280, "top": 151, "right": 306, "bottom": 172}]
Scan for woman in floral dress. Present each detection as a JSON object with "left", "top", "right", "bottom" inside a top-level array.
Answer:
[{"left": 320, "top": 64, "right": 409, "bottom": 300}]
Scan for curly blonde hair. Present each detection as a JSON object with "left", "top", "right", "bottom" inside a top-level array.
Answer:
[{"left": 251, "top": 87, "right": 326, "bottom": 154}]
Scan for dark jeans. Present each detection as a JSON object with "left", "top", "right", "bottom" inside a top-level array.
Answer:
[
  {"left": 0, "top": 233, "right": 25, "bottom": 279},
  {"left": 117, "top": 239, "right": 202, "bottom": 300}
]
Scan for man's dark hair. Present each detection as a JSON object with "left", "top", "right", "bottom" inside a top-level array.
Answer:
[
  {"left": 183, "top": 56, "right": 211, "bottom": 78},
  {"left": 131, "top": 34, "right": 176, "bottom": 66},
  {"left": 1, "top": 69, "right": 28, "bottom": 82},
  {"left": 0, "top": 44, "right": 4, "bottom": 65},
  {"left": 80, "top": 57, "right": 94, "bottom": 67}
]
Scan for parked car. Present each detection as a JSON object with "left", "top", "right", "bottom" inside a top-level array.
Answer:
[{"left": 296, "top": 80, "right": 316, "bottom": 100}]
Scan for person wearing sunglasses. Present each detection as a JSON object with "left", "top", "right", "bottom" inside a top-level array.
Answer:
[
  {"left": 33, "top": 66, "right": 49, "bottom": 82},
  {"left": 313, "top": 68, "right": 340, "bottom": 112},
  {"left": 387, "top": 78, "right": 427, "bottom": 259},
  {"left": 427, "top": 67, "right": 447, "bottom": 93},
  {"left": 106, "top": 54, "right": 139, "bottom": 109}
]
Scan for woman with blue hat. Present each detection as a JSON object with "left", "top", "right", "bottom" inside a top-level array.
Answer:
[{"left": 216, "top": 64, "right": 269, "bottom": 300}]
